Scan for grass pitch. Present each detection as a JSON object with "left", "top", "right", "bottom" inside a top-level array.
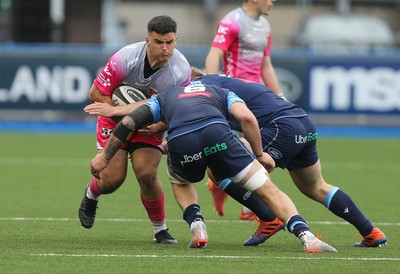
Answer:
[{"left": 0, "top": 132, "right": 399, "bottom": 274}]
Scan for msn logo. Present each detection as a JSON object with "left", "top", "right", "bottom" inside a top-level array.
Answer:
[{"left": 309, "top": 66, "right": 400, "bottom": 112}]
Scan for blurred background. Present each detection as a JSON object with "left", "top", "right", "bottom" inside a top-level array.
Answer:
[{"left": 0, "top": 0, "right": 399, "bottom": 130}]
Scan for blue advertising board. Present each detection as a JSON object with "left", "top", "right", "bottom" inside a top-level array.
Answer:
[
  {"left": 0, "top": 51, "right": 106, "bottom": 110},
  {"left": 305, "top": 56, "right": 400, "bottom": 115},
  {"left": 0, "top": 46, "right": 399, "bottom": 118}
]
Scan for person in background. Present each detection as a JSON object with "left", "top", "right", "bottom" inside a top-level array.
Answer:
[
  {"left": 89, "top": 82, "right": 337, "bottom": 253},
  {"left": 205, "top": 0, "right": 284, "bottom": 220},
  {"left": 78, "top": 15, "right": 191, "bottom": 244}
]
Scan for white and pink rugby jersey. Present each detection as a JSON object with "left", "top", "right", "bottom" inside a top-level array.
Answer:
[
  {"left": 94, "top": 41, "right": 191, "bottom": 98},
  {"left": 211, "top": 7, "right": 272, "bottom": 83}
]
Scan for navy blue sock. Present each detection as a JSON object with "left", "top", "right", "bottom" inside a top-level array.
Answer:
[
  {"left": 222, "top": 180, "right": 276, "bottom": 222},
  {"left": 287, "top": 215, "right": 310, "bottom": 238},
  {"left": 183, "top": 204, "right": 204, "bottom": 226},
  {"left": 324, "top": 187, "right": 374, "bottom": 236}
]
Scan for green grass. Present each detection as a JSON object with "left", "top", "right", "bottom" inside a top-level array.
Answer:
[{"left": 1, "top": 133, "right": 399, "bottom": 274}]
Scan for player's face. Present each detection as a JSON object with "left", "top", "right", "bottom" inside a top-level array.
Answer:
[
  {"left": 146, "top": 32, "right": 177, "bottom": 64},
  {"left": 256, "top": 0, "right": 275, "bottom": 16}
]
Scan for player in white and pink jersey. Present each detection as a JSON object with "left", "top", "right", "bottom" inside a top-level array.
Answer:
[
  {"left": 78, "top": 15, "right": 191, "bottom": 244},
  {"left": 205, "top": 0, "right": 283, "bottom": 97},
  {"left": 205, "top": 0, "right": 283, "bottom": 221}
]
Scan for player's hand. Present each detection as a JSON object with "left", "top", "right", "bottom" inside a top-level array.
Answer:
[
  {"left": 138, "top": 122, "right": 167, "bottom": 135},
  {"left": 84, "top": 102, "right": 115, "bottom": 117},
  {"left": 138, "top": 124, "right": 157, "bottom": 135},
  {"left": 90, "top": 153, "right": 109, "bottom": 179},
  {"left": 256, "top": 152, "right": 275, "bottom": 173}
]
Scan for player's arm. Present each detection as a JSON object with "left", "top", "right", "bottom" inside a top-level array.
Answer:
[
  {"left": 229, "top": 101, "right": 275, "bottom": 171},
  {"left": 205, "top": 47, "right": 224, "bottom": 74},
  {"left": 260, "top": 56, "right": 284, "bottom": 97},
  {"left": 90, "top": 104, "right": 154, "bottom": 178},
  {"left": 84, "top": 100, "right": 149, "bottom": 118},
  {"left": 88, "top": 84, "right": 113, "bottom": 104}
]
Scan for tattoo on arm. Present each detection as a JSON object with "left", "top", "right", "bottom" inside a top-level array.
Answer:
[
  {"left": 123, "top": 116, "right": 136, "bottom": 131},
  {"left": 103, "top": 133, "right": 131, "bottom": 161}
]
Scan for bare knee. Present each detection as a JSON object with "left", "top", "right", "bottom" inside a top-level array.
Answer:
[{"left": 135, "top": 166, "right": 160, "bottom": 191}]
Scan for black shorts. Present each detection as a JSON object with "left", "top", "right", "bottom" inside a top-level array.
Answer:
[
  {"left": 167, "top": 123, "right": 255, "bottom": 183},
  {"left": 261, "top": 116, "right": 319, "bottom": 171}
]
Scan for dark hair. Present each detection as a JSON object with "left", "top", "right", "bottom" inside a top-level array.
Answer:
[{"left": 147, "top": 15, "right": 177, "bottom": 34}]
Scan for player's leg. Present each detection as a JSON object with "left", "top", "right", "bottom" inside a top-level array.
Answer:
[
  {"left": 167, "top": 166, "right": 208, "bottom": 248},
  {"left": 78, "top": 148, "right": 128, "bottom": 229},
  {"left": 130, "top": 145, "right": 177, "bottom": 244},
  {"left": 79, "top": 118, "right": 129, "bottom": 229},
  {"left": 209, "top": 129, "right": 336, "bottom": 252},
  {"left": 289, "top": 161, "right": 387, "bottom": 247},
  {"left": 167, "top": 133, "right": 211, "bottom": 248},
  {"left": 206, "top": 171, "right": 285, "bottom": 246},
  {"left": 234, "top": 160, "right": 336, "bottom": 253}
]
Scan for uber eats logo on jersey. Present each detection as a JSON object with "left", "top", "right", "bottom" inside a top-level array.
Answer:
[
  {"left": 204, "top": 143, "right": 227, "bottom": 156},
  {"left": 295, "top": 132, "right": 318, "bottom": 144},
  {"left": 180, "top": 143, "right": 228, "bottom": 166}
]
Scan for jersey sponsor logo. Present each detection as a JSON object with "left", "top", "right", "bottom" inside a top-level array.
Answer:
[
  {"left": 127, "top": 57, "right": 139, "bottom": 67},
  {"left": 242, "top": 49, "right": 263, "bottom": 58},
  {"left": 216, "top": 25, "right": 229, "bottom": 35},
  {"left": 101, "top": 127, "right": 113, "bottom": 136},
  {"left": 243, "top": 191, "right": 252, "bottom": 200},
  {"left": 294, "top": 132, "right": 318, "bottom": 144},
  {"left": 180, "top": 142, "right": 228, "bottom": 166},
  {"left": 97, "top": 74, "right": 111, "bottom": 87},
  {"left": 267, "top": 147, "right": 282, "bottom": 159},
  {"left": 179, "top": 84, "right": 212, "bottom": 98},
  {"left": 178, "top": 92, "right": 211, "bottom": 99},
  {"left": 181, "top": 152, "right": 203, "bottom": 166},
  {"left": 226, "top": 52, "right": 234, "bottom": 76},
  {"left": 103, "top": 65, "right": 112, "bottom": 77},
  {"left": 214, "top": 34, "right": 227, "bottom": 44},
  {"left": 203, "top": 143, "right": 227, "bottom": 156},
  {"left": 242, "top": 33, "right": 258, "bottom": 44},
  {"left": 110, "top": 60, "right": 117, "bottom": 71},
  {"left": 172, "top": 64, "right": 183, "bottom": 78}
]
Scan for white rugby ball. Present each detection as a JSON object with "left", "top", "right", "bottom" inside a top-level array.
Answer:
[{"left": 112, "top": 85, "right": 147, "bottom": 106}]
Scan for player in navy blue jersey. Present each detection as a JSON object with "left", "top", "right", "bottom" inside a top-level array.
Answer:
[
  {"left": 89, "top": 83, "right": 337, "bottom": 253},
  {"left": 190, "top": 68, "right": 387, "bottom": 248}
]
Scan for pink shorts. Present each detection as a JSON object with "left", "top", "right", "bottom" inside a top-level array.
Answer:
[{"left": 96, "top": 117, "right": 164, "bottom": 150}]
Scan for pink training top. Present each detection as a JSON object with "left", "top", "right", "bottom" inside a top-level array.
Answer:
[
  {"left": 210, "top": 7, "right": 272, "bottom": 83},
  {"left": 92, "top": 41, "right": 191, "bottom": 149},
  {"left": 94, "top": 41, "right": 191, "bottom": 98}
]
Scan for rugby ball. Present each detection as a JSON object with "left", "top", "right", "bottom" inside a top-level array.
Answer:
[{"left": 112, "top": 85, "right": 147, "bottom": 106}]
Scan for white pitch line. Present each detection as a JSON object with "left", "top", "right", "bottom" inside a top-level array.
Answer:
[
  {"left": 1, "top": 217, "right": 399, "bottom": 226},
  {"left": 30, "top": 253, "right": 400, "bottom": 261}
]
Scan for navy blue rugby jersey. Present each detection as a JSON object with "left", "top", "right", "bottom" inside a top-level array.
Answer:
[
  {"left": 145, "top": 83, "right": 244, "bottom": 141},
  {"left": 192, "top": 75, "right": 307, "bottom": 131}
]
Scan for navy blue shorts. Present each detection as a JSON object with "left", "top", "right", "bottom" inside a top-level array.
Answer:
[
  {"left": 167, "top": 123, "right": 255, "bottom": 183},
  {"left": 261, "top": 116, "right": 319, "bottom": 171}
]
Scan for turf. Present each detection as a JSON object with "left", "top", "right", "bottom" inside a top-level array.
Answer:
[{"left": 0, "top": 132, "right": 399, "bottom": 274}]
